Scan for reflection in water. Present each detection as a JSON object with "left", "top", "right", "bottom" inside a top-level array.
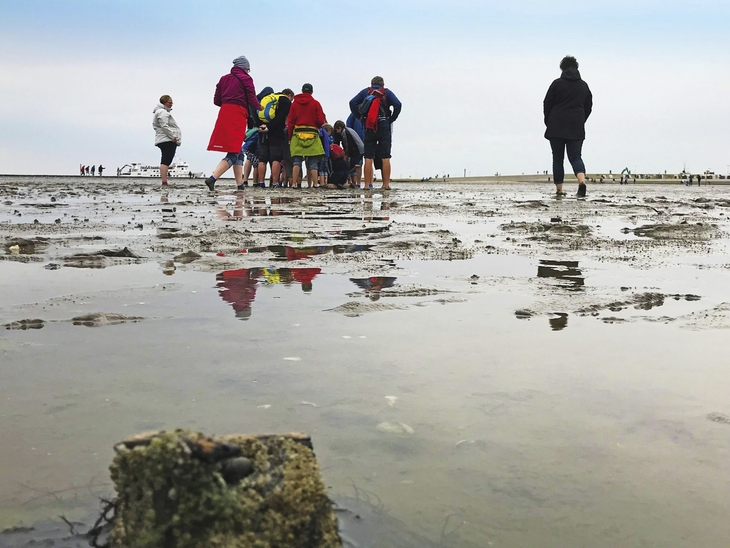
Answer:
[
  {"left": 216, "top": 267, "right": 322, "bottom": 320},
  {"left": 215, "top": 193, "right": 302, "bottom": 219},
  {"left": 243, "top": 244, "right": 371, "bottom": 261},
  {"left": 537, "top": 259, "right": 584, "bottom": 291},
  {"left": 549, "top": 312, "right": 569, "bottom": 331},
  {"left": 350, "top": 277, "right": 397, "bottom": 301},
  {"left": 361, "top": 192, "right": 391, "bottom": 222}
]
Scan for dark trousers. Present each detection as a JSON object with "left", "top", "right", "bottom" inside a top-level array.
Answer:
[{"left": 550, "top": 138, "right": 585, "bottom": 184}]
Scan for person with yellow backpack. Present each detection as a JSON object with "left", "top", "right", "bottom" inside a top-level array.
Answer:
[{"left": 256, "top": 89, "right": 294, "bottom": 188}]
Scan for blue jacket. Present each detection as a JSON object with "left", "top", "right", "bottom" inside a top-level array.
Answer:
[
  {"left": 349, "top": 85, "right": 402, "bottom": 124},
  {"left": 346, "top": 113, "right": 364, "bottom": 141}
]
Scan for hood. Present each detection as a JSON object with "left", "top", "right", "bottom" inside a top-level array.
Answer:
[
  {"left": 231, "top": 66, "right": 249, "bottom": 79},
  {"left": 153, "top": 103, "right": 170, "bottom": 113},
  {"left": 257, "top": 86, "right": 274, "bottom": 101},
  {"left": 561, "top": 68, "right": 581, "bottom": 81},
  {"left": 294, "top": 92, "right": 314, "bottom": 105}
]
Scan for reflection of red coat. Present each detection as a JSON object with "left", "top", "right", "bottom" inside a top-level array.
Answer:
[
  {"left": 216, "top": 269, "right": 259, "bottom": 316},
  {"left": 208, "top": 104, "right": 249, "bottom": 153},
  {"left": 292, "top": 268, "right": 321, "bottom": 285}
]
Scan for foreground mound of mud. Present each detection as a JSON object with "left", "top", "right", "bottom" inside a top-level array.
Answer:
[{"left": 626, "top": 223, "right": 720, "bottom": 240}]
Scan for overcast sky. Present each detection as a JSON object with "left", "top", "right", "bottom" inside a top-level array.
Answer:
[{"left": 1, "top": 0, "right": 728, "bottom": 178}]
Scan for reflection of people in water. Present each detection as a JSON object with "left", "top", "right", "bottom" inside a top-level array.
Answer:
[
  {"left": 216, "top": 268, "right": 260, "bottom": 320},
  {"left": 537, "top": 259, "right": 584, "bottom": 290},
  {"left": 292, "top": 268, "right": 321, "bottom": 292},
  {"left": 350, "top": 276, "right": 397, "bottom": 300},
  {"left": 549, "top": 312, "right": 569, "bottom": 331},
  {"left": 217, "top": 267, "right": 322, "bottom": 319}
]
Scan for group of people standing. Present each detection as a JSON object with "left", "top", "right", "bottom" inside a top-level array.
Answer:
[
  {"left": 79, "top": 164, "right": 104, "bottom": 176},
  {"left": 153, "top": 55, "right": 402, "bottom": 190},
  {"left": 153, "top": 54, "right": 592, "bottom": 196}
]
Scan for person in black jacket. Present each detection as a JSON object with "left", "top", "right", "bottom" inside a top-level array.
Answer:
[
  {"left": 257, "top": 89, "right": 294, "bottom": 187},
  {"left": 543, "top": 56, "right": 593, "bottom": 197}
]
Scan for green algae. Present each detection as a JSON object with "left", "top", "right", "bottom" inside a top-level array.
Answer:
[{"left": 110, "top": 430, "right": 341, "bottom": 548}]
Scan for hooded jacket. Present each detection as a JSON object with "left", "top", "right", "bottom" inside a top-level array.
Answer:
[
  {"left": 214, "top": 67, "right": 262, "bottom": 111},
  {"left": 287, "top": 93, "right": 326, "bottom": 141},
  {"left": 543, "top": 68, "right": 593, "bottom": 140},
  {"left": 152, "top": 103, "right": 181, "bottom": 146}
]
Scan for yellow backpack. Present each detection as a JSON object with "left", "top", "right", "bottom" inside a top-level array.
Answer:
[{"left": 257, "top": 93, "right": 283, "bottom": 123}]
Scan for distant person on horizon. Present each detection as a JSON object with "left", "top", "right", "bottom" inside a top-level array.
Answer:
[
  {"left": 80, "top": 165, "right": 85, "bottom": 176},
  {"left": 85, "top": 166, "right": 89, "bottom": 175},
  {"left": 91, "top": 165, "right": 96, "bottom": 176},
  {"left": 153, "top": 94, "right": 181, "bottom": 186},
  {"left": 349, "top": 76, "right": 402, "bottom": 190},
  {"left": 204, "top": 56, "right": 262, "bottom": 191},
  {"left": 98, "top": 165, "right": 104, "bottom": 176},
  {"left": 543, "top": 56, "right": 592, "bottom": 197}
]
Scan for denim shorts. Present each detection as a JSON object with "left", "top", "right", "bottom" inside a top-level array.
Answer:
[
  {"left": 292, "top": 155, "right": 322, "bottom": 170},
  {"left": 224, "top": 151, "right": 245, "bottom": 166}
]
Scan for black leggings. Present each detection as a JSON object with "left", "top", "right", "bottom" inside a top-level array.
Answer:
[
  {"left": 550, "top": 138, "right": 585, "bottom": 184},
  {"left": 156, "top": 141, "right": 178, "bottom": 166}
]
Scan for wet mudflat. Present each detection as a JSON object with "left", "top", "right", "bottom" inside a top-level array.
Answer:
[{"left": 1, "top": 176, "right": 730, "bottom": 547}]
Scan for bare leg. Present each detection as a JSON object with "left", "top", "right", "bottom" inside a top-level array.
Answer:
[
  {"left": 307, "top": 168, "right": 317, "bottom": 188},
  {"left": 257, "top": 162, "right": 268, "bottom": 187},
  {"left": 212, "top": 159, "right": 231, "bottom": 179},
  {"left": 160, "top": 164, "right": 169, "bottom": 183},
  {"left": 354, "top": 164, "right": 362, "bottom": 187},
  {"left": 271, "top": 161, "right": 281, "bottom": 186},
  {"left": 292, "top": 165, "right": 301, "bottom": 188},
  {"left": 555, "top": 183, "right": 563, "bottom": 194},
  {"left": 577, "top": 172, "right": 586, "bottom": 184},
  {"left": 242, "top": 159, "right": 252, "bottom": 185},
  {"left": 364, "top": 158, "right": 373, "bottom": 189},
  {"left": 381, "top": 158, "right": 391, "bottom": 189},
  {"left": 233, "top": 164, "right": 243, "bottom": 187}
]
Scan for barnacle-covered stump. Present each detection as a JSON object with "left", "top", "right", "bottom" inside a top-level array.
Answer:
[{"left": 110, "top": 430, "right": 342, "bottom": 548}]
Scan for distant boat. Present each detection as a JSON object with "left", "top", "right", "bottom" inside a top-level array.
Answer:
[{"left": 118, "top": 161, "right": 204, "bottom": 178}]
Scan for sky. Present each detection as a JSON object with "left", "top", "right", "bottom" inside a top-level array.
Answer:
[{"left": 1, "top": 0, "right": 729, "bottom": 178}]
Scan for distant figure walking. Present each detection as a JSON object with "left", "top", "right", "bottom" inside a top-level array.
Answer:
[
  {"left": 91, "top": 165, "right": 96, "bottom": 176},
  {"left": 543, "top": 56, "right": 593, "bottom": 197},
  {"left": 85, "top": 166, "right": 90, "bottom": 175},
  {"left": 98, "top": 165, "right": 104, "bottom": 177},
  {"left": 204, "top": 56, "right": 262, "bottom": 191},
  {"left": 153, "top": 95, "right": 181, "bottom": 186},
  {"left": 80, "top": 165, "right": 85, "bottom": 176}
]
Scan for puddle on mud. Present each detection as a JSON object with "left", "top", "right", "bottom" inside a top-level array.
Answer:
[{"left": 2, "top": 179, "right": 730, "bottom": 547}]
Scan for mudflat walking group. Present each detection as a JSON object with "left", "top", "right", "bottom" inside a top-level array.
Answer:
[{"left": 153, "top": 54, "right": 592, "bottom": 196}]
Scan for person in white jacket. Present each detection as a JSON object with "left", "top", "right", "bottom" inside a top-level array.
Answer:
[{"left": 152, "top": 95, "right": 181, "bottom": 185}]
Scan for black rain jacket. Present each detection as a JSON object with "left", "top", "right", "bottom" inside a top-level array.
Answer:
[{"left": 543, "top": 68, "right": 593, "bottom": 140}]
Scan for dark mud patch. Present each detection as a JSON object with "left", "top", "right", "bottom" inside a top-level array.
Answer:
[
  {"left": 69, "top": 313, "right": 145, "bottom": 327},
  {"left": 576, "top": 292, "right": 669, "bottom": 315},
  {"left": 4, "top": 319, "right": 45, "bottom": 330},
  {"left": 3, "top": 237, "right": 50, "bottom": 254},
  {"left": 326, "top": 301, "right": 408, "bottom": 317},
  {"left": 347, "top": 284, "right": 454, "bottom": 299},
  {"left": 173, "top": 250, "right": 202, "bottom": 264},
  {"left": 63, "top": 247, "right": 145, "bottom": 269},
  {"left": 627, "top": 223, "right": 720, "bottom": 240},
  {"left": 706, "top": 412, "right": 730, "bottom": 425},
  {"left": 501, "top": 221, "right": 592, "bottom": 237},
  {"left": 0, "top": 520, "right": 102, "bottom": 548}
]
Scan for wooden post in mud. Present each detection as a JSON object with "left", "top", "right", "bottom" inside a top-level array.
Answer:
[{"left": 110, "top": 430, "right": 342, "bottom": 548}]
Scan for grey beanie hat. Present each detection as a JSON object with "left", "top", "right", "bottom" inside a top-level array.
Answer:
[{"left": 232, "top": 56, "right": 250, "bottom": 70}]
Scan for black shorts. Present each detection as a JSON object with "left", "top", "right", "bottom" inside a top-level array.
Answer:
[
  {"left": 156, "top": 141, "right": 177, "bottom": 166},
  {"left": 258, "top": 134, "right": 288, "bottom": 164},
  {"left": 363, "top": 122, "right": 392, "bottom": 160}
]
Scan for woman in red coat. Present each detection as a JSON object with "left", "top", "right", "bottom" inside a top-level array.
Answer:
[{"left": 204, "top": 56, "right": 262, "bottom": 191}]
